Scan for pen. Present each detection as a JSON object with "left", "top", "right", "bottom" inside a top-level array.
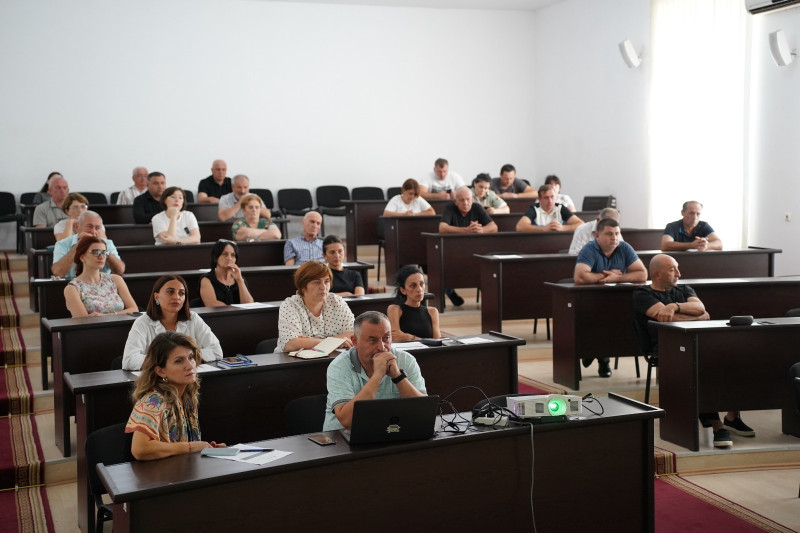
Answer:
[{"left": 240, "top": 448, "right": 273, "bottom": 452}]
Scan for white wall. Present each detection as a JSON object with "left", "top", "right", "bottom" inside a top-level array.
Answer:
[
  {"left": 532, "top": 0, "right": 651, "bottom": 227},
  {"left": 0, "top": 0, "right": 535, "bottom": 199},
  {"left": 748, "top": 8, "right": 800, "bottom": 276}
]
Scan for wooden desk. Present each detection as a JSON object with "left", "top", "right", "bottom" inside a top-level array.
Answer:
[
  {"left": 479, "top": 246, "right": 780, "bottom": 333},
  {"left": 68, "top": 332, "right": 524, "bottom": 533},
  {"left": 20, "top": 202, "right": 220, "bottom": 227},
  {"left": 97, "top": 394, "right": 661, "bottom": 533},
  {"left": 48, "top": 292, "right": 406, "bottom": 457},
  {"left": 546, "top": 272, "right": 793, "bottom": 390},
  {"left": 656, "top": 318, "right": 800, "bottom": 451}
]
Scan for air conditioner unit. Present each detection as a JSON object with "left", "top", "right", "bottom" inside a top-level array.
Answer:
[{"left": 746, "top": 0, "right": 800, "bottom": 14}]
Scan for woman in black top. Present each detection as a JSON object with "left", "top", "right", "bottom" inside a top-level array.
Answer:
[
  {"left": 387, "top": 265, "right": 441, "bottom": 341},
  {"left": 322, "top": 235, "right": 365, "bottom": 296},
  {"left": 199, "top": 240, "right": 255, "bottom": 306}
]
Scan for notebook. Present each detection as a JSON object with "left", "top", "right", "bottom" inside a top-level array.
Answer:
[{"left": 340, "top": 396, "right": 440, "bottom": 445}]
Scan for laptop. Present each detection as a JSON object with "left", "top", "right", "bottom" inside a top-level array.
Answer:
[{"left": 340, "top": 396, "right": 440, "bottom": 445}]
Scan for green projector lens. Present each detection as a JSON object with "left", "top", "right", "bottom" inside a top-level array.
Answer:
[{"left": 547, "top": 397, "right": 567, "bottom": 416}]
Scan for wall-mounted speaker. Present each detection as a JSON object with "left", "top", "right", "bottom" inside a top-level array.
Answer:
[
  {"left": 618, "top": 39, "right": 641, "bottom": 69},
  {"left": 769, "top": 29, "right": 795, "bottom": 66}
]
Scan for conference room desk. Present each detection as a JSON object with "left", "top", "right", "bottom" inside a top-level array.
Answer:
[
  {"left": 21, "top": 220, "right": 261, "bottom": 252},
  {"left": 380, "top": 212, "right": 604, "bottom": 282},
  {"left": 29, "top": 238, "right": 286, "bottom": 282},
  {"left": 479, "top": 247, "right": 782, "bottom": 334},
  {"left": 47, "top": 292, "right": 409, "bottom": 457},
  {"left": 97, "top": 393, "right": 661, "bottom": 533},
  {"left": 68, "top": 331, "right": 524, "bottom": 533},
  {"left": 656, "top": 318, "right": 800, "bottom": 451},
  {"left": 426, "top": 230, "right": 667, "bottom": 311},
  {"left": 546, "top": 272, "right": 793, "bottom": 390},
  {"left": 20, "top": 202, "right": 220, "bottom": 227}
]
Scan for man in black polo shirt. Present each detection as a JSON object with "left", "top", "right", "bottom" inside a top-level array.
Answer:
[
  {"left": 132, "top": 172, "right": 167, "bottom": 224},
  {"left": 438, "top": 186, "right": 497, "bottom": 306},
  {"left": 660, "top": 201, "right": 722, "bottom": 251},
  {"left": 633, "top": 254, "right": 754, "bottom": 448},
  {"left": 197, "top": 159, "right": 232, "bottom": 204}
]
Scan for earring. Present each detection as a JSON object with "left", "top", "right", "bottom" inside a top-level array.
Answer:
[
  {"left": 155, "top": 300, "right": 161, "bottom": 306},
  {"left": 161, "top": 377, "right": 168, "bottom": 382}
]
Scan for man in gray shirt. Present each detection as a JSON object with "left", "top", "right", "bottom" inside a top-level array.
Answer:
[{"left": 33, "top": 176, "right": 70, "bottom": 227}]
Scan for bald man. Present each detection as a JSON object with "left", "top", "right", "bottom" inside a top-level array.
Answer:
[
  {"left": 284, "top": 211, "right": 324, "bottom": 266},
  {"left": 197, "top": 159, "right": 232, "bottom": 204},
  {"left": 633, "top": 254, "right": 754, "bottom": 448}
]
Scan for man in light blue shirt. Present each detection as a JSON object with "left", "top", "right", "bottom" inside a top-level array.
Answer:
[
  {"left": 51, "top": 211, "right": 125, "bottom": 279},
  {"left": 324, "top": 311, "right": 427, "bottom": 431},
  {"left": 284, "top": 211, "right": 324, "bottom": 266}
]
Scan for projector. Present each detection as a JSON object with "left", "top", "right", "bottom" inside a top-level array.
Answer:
[{"left": 506, "top": 394, "right": 582, "bottom": 420}]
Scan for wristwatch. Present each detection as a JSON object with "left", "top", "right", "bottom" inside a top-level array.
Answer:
[{"left": 391, "top": 370, "right": 407, "bottom": 384}]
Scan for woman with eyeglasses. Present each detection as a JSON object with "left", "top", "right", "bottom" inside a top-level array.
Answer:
[
  {"left": 231, "top": 193, "right": 281, "bottom": 242},
  {"left": 122, "top": 274, "right": 222, "bottom": 370},
  {"left": 53, "top": 193, "right": 89, "bottom": 241},
  {"left": 276, "top": 261, "right": 354, "bottom": 353},
  {"left": 151, "top": 186, "right": 201, "bottom": 245},
  {"left": 200, "top": 240, "right": 255, "bottom": 306},
  {"left": 63, "top": 237, "right": 138, "bottom": 317},
  {"left": 127, "top": 332, "right": 220, "bottom": 460}
]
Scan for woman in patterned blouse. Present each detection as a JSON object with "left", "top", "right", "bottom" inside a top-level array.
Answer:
[
  {"left": 126, "top": 332, "right": 221, "bottom": 460},
  {"left": 63, "top": 237, "right": 138, "bottom": 317}
]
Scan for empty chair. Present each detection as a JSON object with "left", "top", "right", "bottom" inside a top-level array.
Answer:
[
  {"left": 315, "top": 185, "right": 350, "bottom": 236},
  {"left": 109, "top": 191, "right": 120, "bottom": 204},
  {"left": 183, "top": 190, "right": 195, "bottom": 203},
  {"left": 250, "top": 188, "right": 275, "bottom": 210},
  {"left": 277, "top": 188, "right": 314, "bottom": 217},
  {"left": 20, "top": 192, "right": 38, "bottom": 205},
  {"left": 632, "top": 320, "right": 657, "bottom": 404},
  {"left": 351, "top": 187, "right": 385, "bottom": 201},
  {"left": 86, "top": 422, "right": 134, "bottom": 533},
  {"left": 582, "top": 195, "right": 617, "bottom": 211},
  {"left": 0, "top": 192, "right": 19, "bottom": 252},
  {"left": 78, "top": 192, "right": 109, "bottom": 205},
  {"left": 284, "top": 394, "right": 328, "bottom": 436},
  {"left": 387, "top": 187, "right": 402, "bottom": 199},
  {"left": 255, "top": 338, "right": 278, "bottom": 354}
]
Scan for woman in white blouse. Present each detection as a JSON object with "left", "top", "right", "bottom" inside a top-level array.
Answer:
[
  {"left": 383, "top": 179, "right": 436, "bottom": 216},
  {"left": 122, "top": 274, "right": 222, "bottom": 370},
  {"left": 53, "top": 192, "right": 89, "bottom": 241},
  {"left": 151, "top": 186, "right": 201, "bottom": 245},
  {"left": 276, "top": 261, "right": 355, "bottom": 353}
]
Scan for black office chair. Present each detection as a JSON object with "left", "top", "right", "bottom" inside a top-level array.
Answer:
[
  {"left": 632, "top": 320, "right": 658, "bottom": 404},
  {"left": 315, "top": 185, "right": 350, "bottom": 236},
  {"left": 582, "top": 195, "right": 617, "bottom": 211},
  {"left": 86, "top": 423, "right": 134, "bottom": 533},
  {"left": 351, "top": 187, "right": 385, "bottom": 201},
  {"left": 20, "top": 192, "right": 38, "bottom": 205},
  {"left": 183, "top": 190, "right": 195, "bottom": 203},
  {"left": 109, "top": 191, "right": 120, "bottom": 204},
  {"left": 78, "top": 192, "right": 109, "bottom": 205},
  {"left": 284, "top": 394, "right": 327, "bottom": 436},
  {"left": 277, "top": 188, "right": 314, "bottom": 222},
  {"left": 0, "top": 192, "right": 17, "bottom": 224},
  {"left": 386, "top": 187, "right": 402, "bottom": 199},
  {"left": 250, "top": 188, "right": 275, "bottom": 210},
  {"left": 110, "top": 356, "right": 123, "bottom": 370},
  {"left": 255, "top": 338, "right": 278, "bottom": 354}
]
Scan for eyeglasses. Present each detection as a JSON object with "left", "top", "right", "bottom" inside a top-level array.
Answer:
[
  {"left": 89, "top": 250, "right": 110, "bottom": 257},
  {"left": 69, "top": 204, "right": 88, "bottom": 211}
]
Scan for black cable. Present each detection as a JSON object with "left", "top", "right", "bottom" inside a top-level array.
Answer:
[{"left": 581, "top": 393, "right": 605, "bottom": 416}]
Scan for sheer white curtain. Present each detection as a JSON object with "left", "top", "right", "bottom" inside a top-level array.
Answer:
[{"left": 649, "top": 0, "right": 747, "bottom": 245}]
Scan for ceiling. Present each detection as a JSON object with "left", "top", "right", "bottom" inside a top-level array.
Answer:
[{"left": 255, "top": 0, "right": 566, "bottom": 11}]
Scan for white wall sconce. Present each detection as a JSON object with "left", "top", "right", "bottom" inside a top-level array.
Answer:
[
  {"left": 769, "top": 30, "right": 796, "bottom": 66},
  {"left": 618, "top": 39, "right": 642, "bottom": 68}
]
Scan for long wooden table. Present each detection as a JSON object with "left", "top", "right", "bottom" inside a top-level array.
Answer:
[
  {"left": 343, "top": 198, "right": 562, "bottom": 261},
  {"left": 547, "top": 272, "right": 792, "bottom": 390},
  {"left": 68, "top": 331, "right": 524, "bottom": 533},
  {"left": 47, "top": 292, "right": 405, "bottom": 458},
  {"left": 479, "top": 247, "right": 781, "bottom": 333},
  {"left": 656, "top": 317, "right": 800, "bottom": 451},
  {"left": 380, "top": 212, "right": 605, "bottom": 282},
  {"left": 97, "top": 394, "right": 661, "bottom": 533},
  {"left": 425, "top": 230, "right": 666, "bottom": 311},
  {"left": 20, "top": 202, "right": 220, "bottom": 227}
]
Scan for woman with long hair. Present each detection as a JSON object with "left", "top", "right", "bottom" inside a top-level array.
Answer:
[
  {"left": 199, "top": 239, "right": 255, "bottom": 306},
  {"left": 126, "top": 332, "right": 218, "bottom": 460},
  {"left": 387, "top": 265, "right": 441, "bottom": 341}
]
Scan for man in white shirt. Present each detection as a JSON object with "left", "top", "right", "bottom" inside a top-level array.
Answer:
[
  {"left": 217, "top": 174, "right": 271, "bottom": 221},
  {"left": 418, "top": 158, "right": 465, "bottom": 200},
  {"left": 516, "top": 185, "right": 583, "bottom": 233},
  {"left": 569, "top": 207, "right": 622, "bottom": 255},
  {"left": 116, "top": 167, "right": 149, "bottom": 205}
]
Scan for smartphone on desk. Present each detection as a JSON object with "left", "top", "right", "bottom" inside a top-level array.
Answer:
[{"left": 308, "top": 433, "right": 336, "bottom": 446}]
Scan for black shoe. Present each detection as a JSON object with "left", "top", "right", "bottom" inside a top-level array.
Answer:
[
  {"left": 446, "top": 290, "right": 464, "bottom": 307},
  {"left": 598, "top": 358, "right": 612, "bottom": 378},
  {"left": 713, "top": 428, "right": 733, "bottom": 447},
  {"left": 582, "top": 358, "right": 594, "bottom": 368},
  {"left": 724, "top": 417, "right": 755, "bottom": 437}
]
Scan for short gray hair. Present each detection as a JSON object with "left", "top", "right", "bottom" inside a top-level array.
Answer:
[
  {"left": 598, "top": 207, "right": 619, "bottom": 220},
  {"left": 232, "top": 174, "right": 250, "bottom": 185},
  {"left": 354, "top": 311, "right": 390, "bottom": 336},
  {"left": 77, "top": 210, "right": 102, "bottom": 225}
]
